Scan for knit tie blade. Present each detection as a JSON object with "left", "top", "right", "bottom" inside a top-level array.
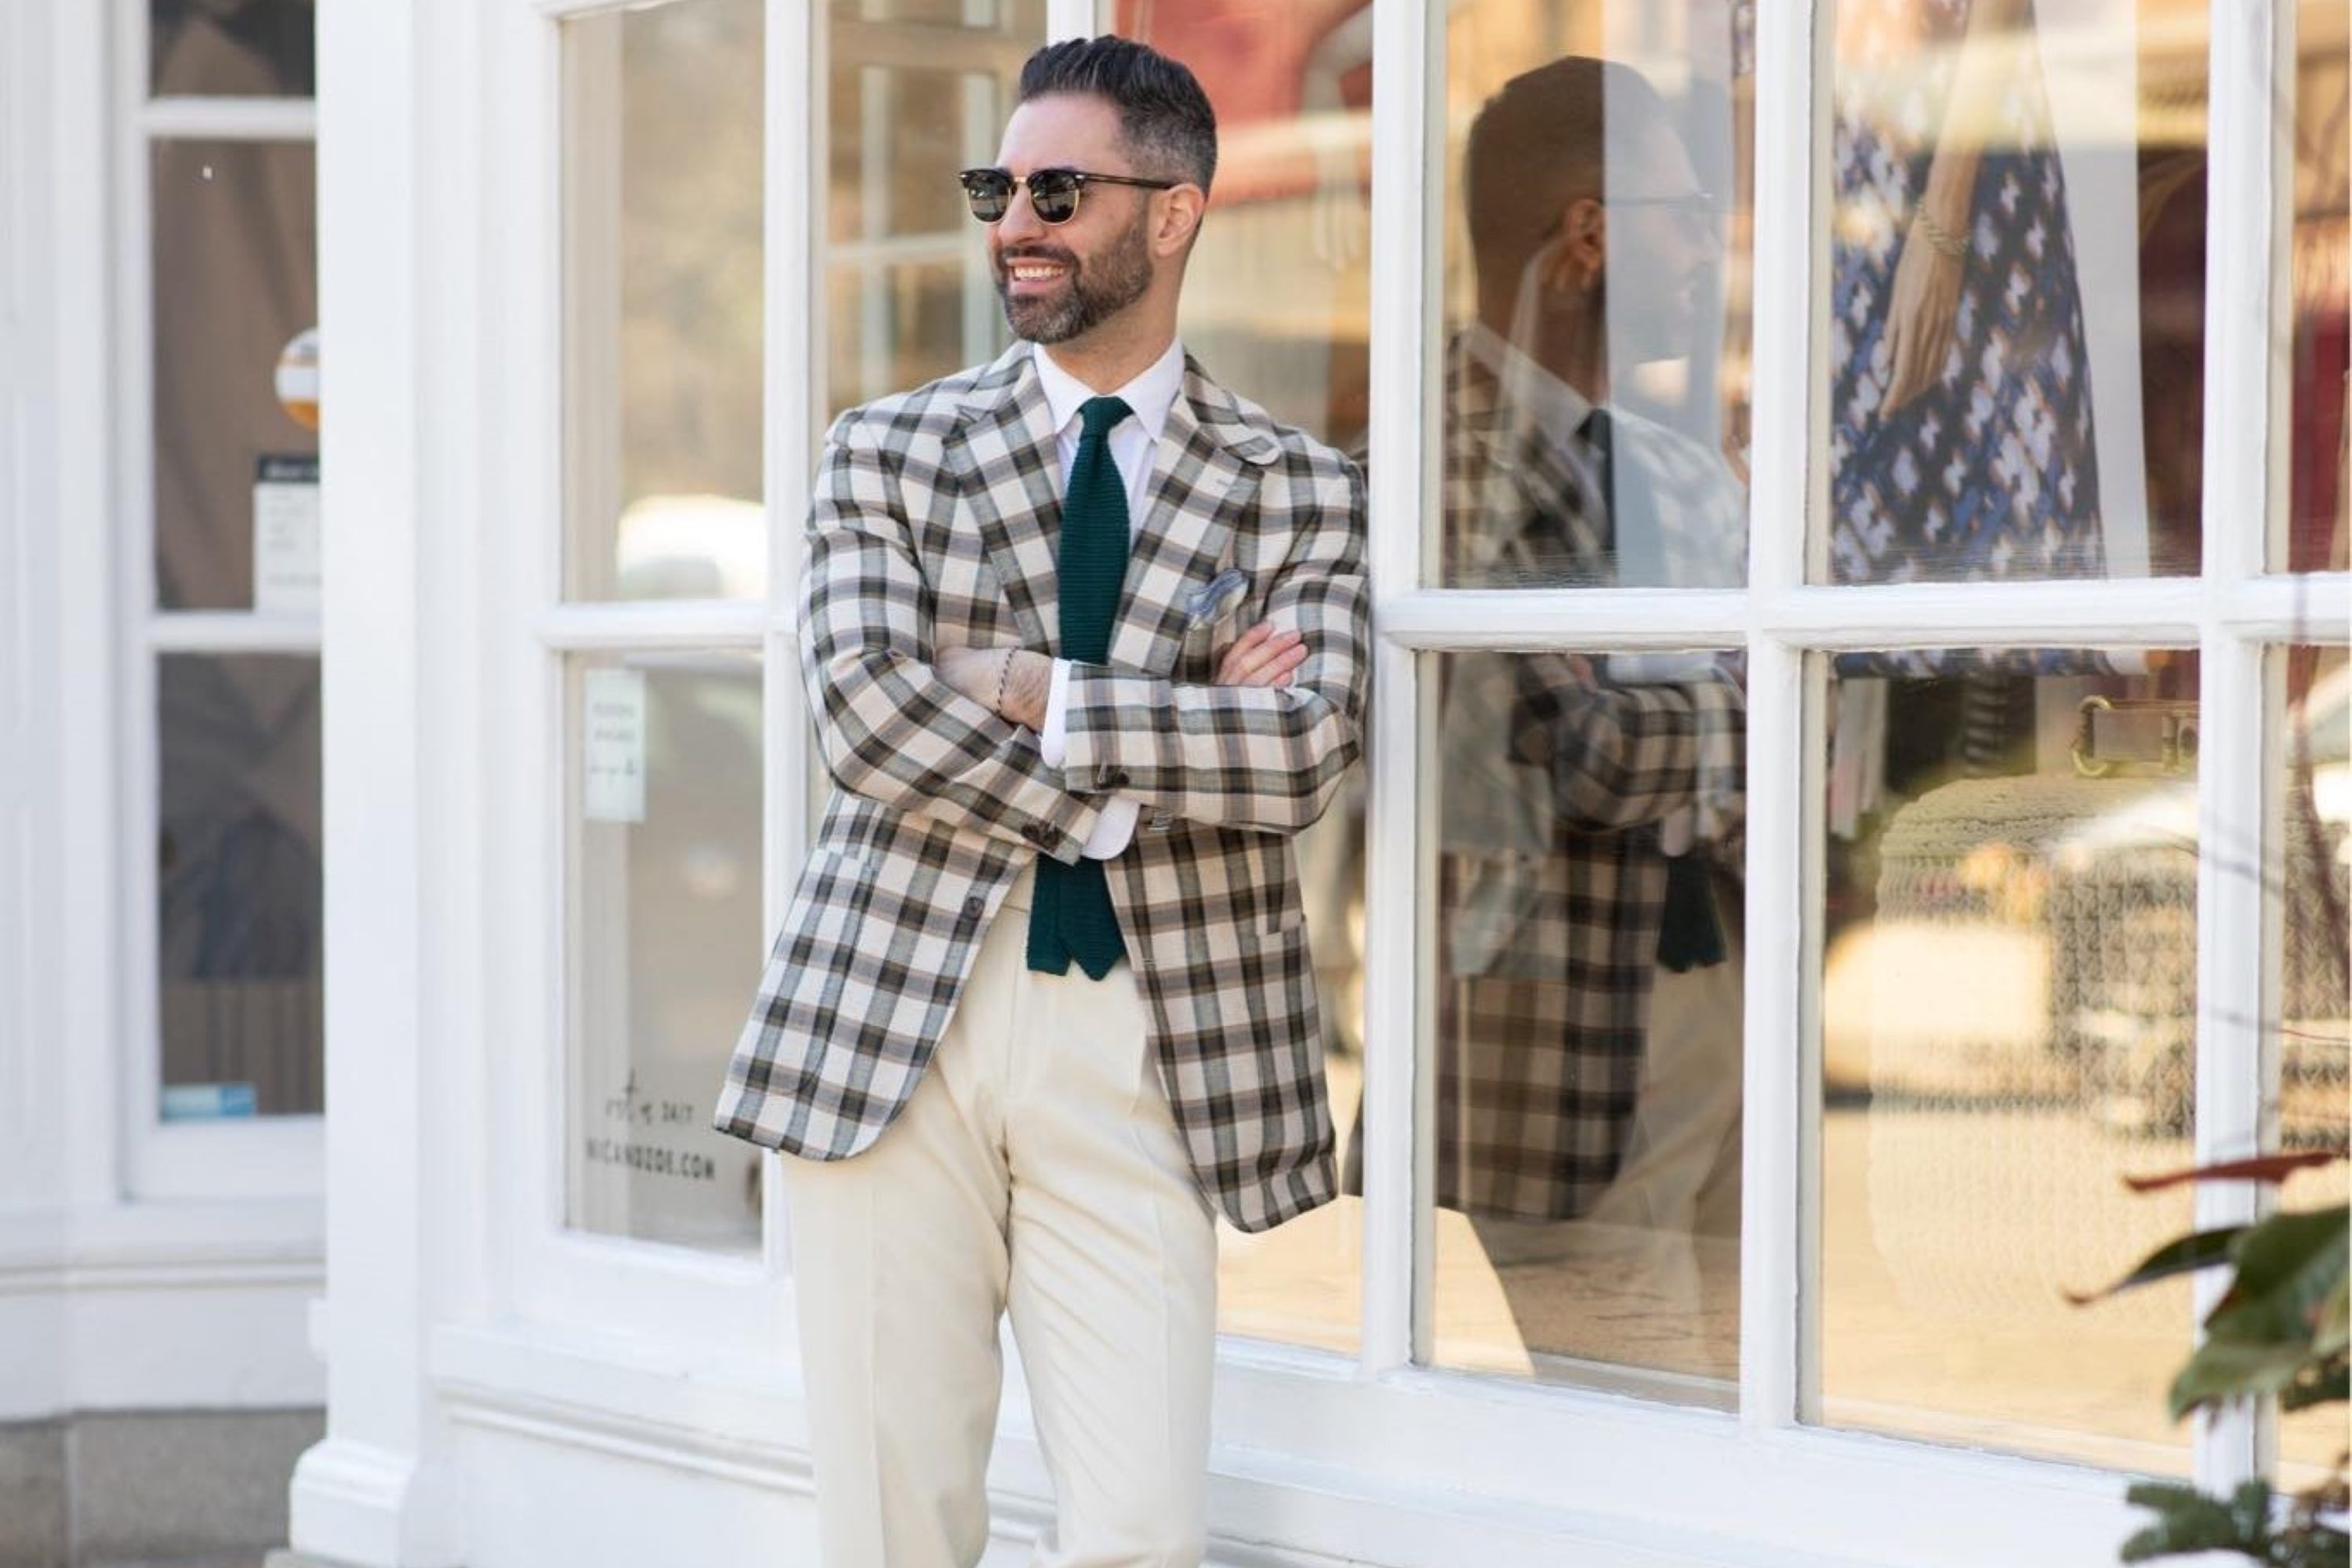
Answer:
[{"left": 1026, "top": 394, "right": 1132, "bottom": 980}]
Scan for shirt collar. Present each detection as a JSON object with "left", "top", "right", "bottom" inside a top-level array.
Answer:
[
  {"left": 1462, "top": 320, "right": 1595, "bottom": 437},
  {"left": 1032, "top": 336, "right": 1188, "bottom": 444}
]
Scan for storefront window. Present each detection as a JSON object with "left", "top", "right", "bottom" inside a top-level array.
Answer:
[
  {"left": 561, "top": 0, "right": 765, "bottom": 603},
  {"left": 151, "top": 0, "right": 314, "bottom": 97},
  {"left": 824, "top": 3, "right": 1043, "bottom": 419},
  {"left": 157, "top": 652, "right": 322, "bottom": 1120},
  {"left": 1113, "top": 0, "right": 1375, "bottom": 1356},
  {"left": 2285, "top": 1, "right": 2349, "bottom": 574},
  {"left": 1438, "top": 4, "right": 1753, "bottom": 590},
  {"left": 564, "top": 651, "right": 766, "bottom": 1254},
  {"left": 152, "top": 138, "right": 318, "bottom": 613},
  {"left": 1815, "top": 648, "right": 2201, "bottom": 1471},
  {"left": 2269, "top": 644, "right": 2350, "bottom": 1483},
  {"left": 1823, "top": 0, "right": 2206, "bottom": 583},
  {"left": 1426, "top": 648, "right": 1746, "bottom": 1405}
]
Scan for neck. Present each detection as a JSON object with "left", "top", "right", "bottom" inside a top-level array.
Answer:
[
  {"left": 1036, "top": 308, "right": 1178, "bottom": 394},
  {"left": 1476, "top": 295, "right": 1609, "bottom": 405}
]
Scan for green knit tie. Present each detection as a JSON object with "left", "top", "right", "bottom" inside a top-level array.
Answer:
[{"left": 1027, "top": 394, "right": 1131, "bottom": 980}]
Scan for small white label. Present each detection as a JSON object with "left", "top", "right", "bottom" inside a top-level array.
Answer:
[
  {"left": 252, "top": 454, "right": 321, "bottom": 613},
  {"left": 583, "top": 668, "right": 648, "bottom": 824}
]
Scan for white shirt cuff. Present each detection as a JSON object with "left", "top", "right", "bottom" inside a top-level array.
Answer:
[
  {"left": 1043, "top": 659, "right": 1135, "bottom": 858},
  {"left": 1081, "top": 797, "right": 1139, "bottom": 858},
  {"left": 1040, "top": 658, "right": 1073, "bottom": 767}
]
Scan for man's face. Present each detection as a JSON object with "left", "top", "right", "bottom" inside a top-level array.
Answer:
[
  {"left": 988, "top": 93, "right": 1160, "bottom": 344},
  {"left": 1600, "top": 128, "right": 1721, "bottom": 362}
]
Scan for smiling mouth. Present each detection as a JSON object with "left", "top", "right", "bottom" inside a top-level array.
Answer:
[{"left": 1000, "top": 254, "right": 1073, "bottom": 289}]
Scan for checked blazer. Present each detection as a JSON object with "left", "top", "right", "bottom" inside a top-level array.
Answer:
[
  {"left": 710, "top": 342, "right": 1370, "bottom": 1233},
  {"left": 1432, "top": 332, "right": 1747, "bottom": 1222}
]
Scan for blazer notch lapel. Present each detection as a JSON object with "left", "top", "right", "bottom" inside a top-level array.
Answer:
[{"left": 946, "top": 351, "right": 1064, "bottom": 652}]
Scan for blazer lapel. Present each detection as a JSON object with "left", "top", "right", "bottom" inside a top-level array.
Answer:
[
  {"left": 1107, "top": 360, "right": 1272, "bottom": 676},
  {"left": 945, "top": 346, "right": 1066, "bottom": 652}
]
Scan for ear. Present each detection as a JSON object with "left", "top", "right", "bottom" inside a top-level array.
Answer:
[
  {"left": 1544, "top": 196, "right": 1607, "bottom": 292},
  {"left": 1153, "top": 183, "right": 1207, "bottom": 258}
]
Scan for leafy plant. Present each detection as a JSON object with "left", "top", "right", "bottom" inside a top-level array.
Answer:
[{"left": 2072, "top": 1148, "right": 2349, "bottom": 1567}]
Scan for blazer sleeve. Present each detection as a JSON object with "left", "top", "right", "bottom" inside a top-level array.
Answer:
[
  {"left": 1055, "top": 458, "right": 1369, "bottom": 837},
  {"left": 800, "top": 408, "right": 1105, "bottom": 862},
  {"left": 1509, "top": 655, "right": 1747, "bottom": 834}
]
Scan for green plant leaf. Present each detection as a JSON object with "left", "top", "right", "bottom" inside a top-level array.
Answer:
[
  {"left": 2279, "top": 1349, "right": 2348, "bottom": 1412},
  {"left": 2169, "top": 1335, "right": 2320, "bottom": 1420},
  {"left": 2071, "top": 1226, "right": 2250, "bottom": 1305},
  {"left": 2125, "top": 1150, "right": 2349, "bottom": 1193},
  {"left": 2203, "top": 1207, "right": 2350, "bottom": 1345},
  {"left": 2119, "top": 1479, "right": 2276, "bottom": 1562}
]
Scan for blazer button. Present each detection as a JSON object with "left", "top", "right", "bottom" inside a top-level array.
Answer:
[
  {"left": 961, "top": 895, "right": 985, "bottom": 920},
  {"left": 1022, "top": 823, "right": 1048, "bottom": 846},
  {"left": 1104, "top": 769, "right": 1130, "bottom": 789}
]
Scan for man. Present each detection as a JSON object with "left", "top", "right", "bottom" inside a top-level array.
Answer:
[
  {"left": 1432, "top": 57, "right": 1746, "bottom": 1353},
  {"left": 711, "top": 36, "right": 1367, "bottom": 1568}
]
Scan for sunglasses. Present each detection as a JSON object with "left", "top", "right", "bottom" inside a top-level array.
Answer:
[{"left": 958, "top": 165, "right": 1178, "bottom": 225}]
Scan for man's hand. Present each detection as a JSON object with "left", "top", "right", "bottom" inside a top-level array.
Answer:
[{"left": 1217, "top": 622, "right": 1308, "bottom": 688}]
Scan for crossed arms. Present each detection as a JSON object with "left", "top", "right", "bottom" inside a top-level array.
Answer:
[{"left": 800, "top": 410, "right": 1370, "bottom": 858}]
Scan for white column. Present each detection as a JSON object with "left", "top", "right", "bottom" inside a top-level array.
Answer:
[{"left": 285, "top": 0, "right": 464, "bottom": 1559}]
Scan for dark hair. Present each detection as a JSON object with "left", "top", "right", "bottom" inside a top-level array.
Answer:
[
  {"left": 1016, "top": 36, "right": 1218, "bottom": 194},
  {"left": 1463, "top": 56, "right": 1677, "bottom": 282}
]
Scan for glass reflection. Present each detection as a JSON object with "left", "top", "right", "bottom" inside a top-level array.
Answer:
[
  {"left": 561, "top": 0, "right": 766, "bottom": 602},
  {"left": 2270, "top": 645, "right": 2349, "bottom": 1483},
  {"left": 151, "top": 0, "right": 314, "bottom": 98},
  {"left": 1437, "top": 7, "right": 1752, "bottom": 588},
  {"left": 1818, "top": 648, "right": 2201, "bottom": 1471},
  {"left": 1427, "top": 648, "right": 1747, "bottom": 1400},
  {"left": 2286, "top": 2, "right": 2349, "bottom": 574},
  {"left": 1826, "top": 0, "right": 2207, "bottom": 583},
  {"left": 825, "top": 11, "right": 1042, "bottom": 422},
  {"left": 158, "top": 653, "right": 322, "bottom": 1119},
  {"left": 566, "top": 652, "right": 765, "bottom": 1254},
  {"left": 1117, "top": 0, "right": 1374, "bottom": 1356}
]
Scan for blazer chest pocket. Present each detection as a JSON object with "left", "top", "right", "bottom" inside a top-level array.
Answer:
[{"left": 1178, "top": 567, "right": 1251, "bottom": 671}]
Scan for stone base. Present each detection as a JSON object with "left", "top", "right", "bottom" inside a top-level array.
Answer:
[{"left": 0, "top": 1409, "right": 323, "bottom": 1568}]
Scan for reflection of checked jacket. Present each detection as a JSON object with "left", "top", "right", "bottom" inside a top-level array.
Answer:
[
  {"left": 711, "top": 343, "right": 1369, "bottom": 1233},
  {"left": 1436, "top": 336, "right": 1746, "bottom": 1222}
]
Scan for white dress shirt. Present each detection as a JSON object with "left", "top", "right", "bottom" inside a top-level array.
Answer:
[{"left": 1030, "top": 336, "right": 1187, "bottom": 859}]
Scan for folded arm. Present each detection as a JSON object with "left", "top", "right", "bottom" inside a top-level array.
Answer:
[
  {"left": 1056, "top": 463, "right": 1370, "bottom": 836},
  {"left": 1509, "top": 653, "right": 1747, "bottom": 833},
  {"left": 800, "top": 411, "right": 1104, "bottom": 862}
]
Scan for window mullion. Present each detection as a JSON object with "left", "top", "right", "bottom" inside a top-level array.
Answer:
[
  {"left": 2191, "top": 0, "right": 2286, "bottom": 1494},
  {"left": 1358, "top": 0, "right": 1440, "bottom": 1379}
]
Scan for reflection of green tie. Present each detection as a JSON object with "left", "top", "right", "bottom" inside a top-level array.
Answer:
[{"left": 1027, "top": 395, "right": 1131, "bottom": 980}]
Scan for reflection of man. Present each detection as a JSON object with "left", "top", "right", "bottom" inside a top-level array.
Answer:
[
  {"left": 712, "top": 38, "right": 1368, "bottom": 1568},
  {"left": 1437, "top": 60, "right": 1747, "bottom": 1302}
]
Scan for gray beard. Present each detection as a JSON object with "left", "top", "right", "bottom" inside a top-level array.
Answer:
[{"left": 998, "top": 208, "right": 1154, "bottom": 344}]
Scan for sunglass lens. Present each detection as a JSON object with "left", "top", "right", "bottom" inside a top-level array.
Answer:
[
  {"left": 1029, "top": 171, "right": 1081, "bottom": 223},
  {"left": 961, "top": 171, "right": 1011, "bottom": 222}
]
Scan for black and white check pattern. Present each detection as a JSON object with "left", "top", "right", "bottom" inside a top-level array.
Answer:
[
  {"left": 1434, "top": 339, "right": 1748, "bottom": 1221},
  {"left": 712, "top": 343, "right": 1370, "bottom": 1233}
]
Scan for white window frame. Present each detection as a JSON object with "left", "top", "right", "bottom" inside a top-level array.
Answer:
[
  {"left": 114, "top": 0, "right": 325, "bottom": 1200},
  {"left": 437, "top": 0, "right": 2350, "bottom": 1560}
]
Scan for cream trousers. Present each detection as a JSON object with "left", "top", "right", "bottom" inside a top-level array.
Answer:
[{"left": 783, "top": 860, "right": 1218, "bottom": 1568}]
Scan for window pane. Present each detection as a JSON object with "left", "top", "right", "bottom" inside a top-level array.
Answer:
[
  {"left": 1817, "top": 648, "right": 2199, "bottom": 1472},
  {"left": 565, "top": 652, "right": 766, "bottom": 1254},
  {"left": 561, "top": 0, "right": 766, "bottom": 603},
  {"left": 1114, "top": 1, "right": 1375, "bottom": 1354},
  {"left": 2269, "top": 645, "right": 2349, "bottom": 1481},
  {"left": 158, "top": 653, "right": 321, "bottom": 1120},
  {"left": 1425, "top": 648, "right": 1746, "bottom": 1404},
  {"left": 1436, "top": 6, "right": 1753, "bottom": 587},
  {"left": 152, "top": 139, "right": 318, "bottom": 612},
  {"left": 151, "top": 0, "right": 314, "bottom": 97},
  {"left": 2285, "top": 2, "right": 2349, "bottom": 573},
  {"left": 1823, "top": 2, "right": 2206, "bottom": 583},
  {"left": 823, "top": 16, "right": 1041, "bottom": 423}
]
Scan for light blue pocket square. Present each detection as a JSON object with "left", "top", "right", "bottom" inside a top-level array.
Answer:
[{"left": 1184, "top": 568, "right": 1248, "bottom": 627}]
